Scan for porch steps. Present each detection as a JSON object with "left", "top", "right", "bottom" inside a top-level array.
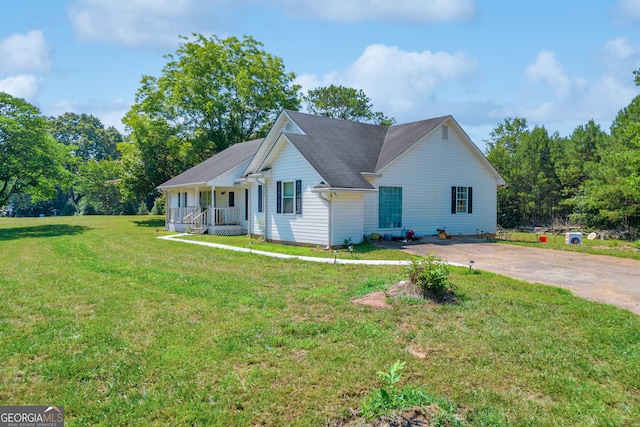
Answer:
[{"left": 188, "top": 225, "right": 208, "bottom": 235}]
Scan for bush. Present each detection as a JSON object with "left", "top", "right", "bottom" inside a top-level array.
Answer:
[
  {"left": 150, "top": 195, "right": 165, "bottom": 215},
  {"left": 405, "top": 253, "right": 454, "bottom": 296},
  {"left": 137, "top": 202, "right": 149, "bottom": 215},
  {"left": 360, "top": 360, "right": 467, "bottom": 424},
  {"left": 60, "top": 201, "right": 77, "bottom": 216},
  {"left": 78, "top": 200, "right": 100, "bottom": 215}
]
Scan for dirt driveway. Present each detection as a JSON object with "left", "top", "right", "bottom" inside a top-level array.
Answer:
[{"left": 397, "top": 238, "right": 640, "bottom": 316}]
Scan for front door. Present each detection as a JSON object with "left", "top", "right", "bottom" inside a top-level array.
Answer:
[{"left": 199, "top": 191, "right": 212, "bottom": 208}]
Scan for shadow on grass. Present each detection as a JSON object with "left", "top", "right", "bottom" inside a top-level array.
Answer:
[
  {"left": 132, "top": 218, "right": 165, "bottom": 228},
  {"left": 0, "top": 224, "right": 90, "bottom": 241}
]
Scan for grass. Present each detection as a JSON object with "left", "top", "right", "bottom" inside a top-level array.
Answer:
[
  {"left": 177, "top": 233, "right": 413, "bottom": 260},
  {"left": 0, "top": 215, "right": 639, "bottom": 426},
  {"left": 497, "top": 231, "right": 640, "bottom": 260}
]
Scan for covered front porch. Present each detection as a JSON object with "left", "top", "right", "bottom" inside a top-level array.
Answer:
[
  {"left": 165, "top": 186, "right": 244, "bottom": 235},
  {"left": 166, "top": 206, "right": 241, "bottom": 235}
]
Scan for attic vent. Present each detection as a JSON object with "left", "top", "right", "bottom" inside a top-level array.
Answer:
[
  {"left": 285, "top": 122, "right": 293, "bottom": 132},
  {"left": 442, "top": 125, "right": 449, "bottom": 140}
]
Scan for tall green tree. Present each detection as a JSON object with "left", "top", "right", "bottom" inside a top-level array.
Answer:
[
  {"left": 75, "top": 159, "right": 129, "bottom": 215},
  {"left": 485, "top": 117, "right": 529, "bottom": 227},
  {"left": 486, "top": 118, "right": 563, "bottom": 226},
  {"left": 574, "top": 96, "right": 640, "bottom": 228},
  {"left": 49, "top": 113, "right": 122, "bottom": 161},
  {"left": 303, "top": 85, "right": 395, "bottom": 125},
  {"left": 0, "top": 93, "right": 72, "bottom": 207},
  {"left": 48, "top": 112, "right": 124, "bottom": 205},
  {"left": 122, "top": 34, "right": 301, "bottom": 201},
  {"left": 554, "top": 120, "right": 608, "bottom": 217}
]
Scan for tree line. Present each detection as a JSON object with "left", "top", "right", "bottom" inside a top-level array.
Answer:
[
  {"left": 0, "top": 34, "right": 391, "bottom": 217},
  {"left": 1, "top": 33, "right": 639, "bottom": 235},
  {"left": 486, "top": 95, "right": 640, "bottom": 232}
]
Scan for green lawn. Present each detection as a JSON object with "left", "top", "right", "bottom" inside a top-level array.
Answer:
[
  {"left": 176, "top": 232, "right": 413, "bottom": 260},
  {"left": 0, "top": 216, "right": 638, "bottom": 426},
  {"left": 497, "top": 231, "right": 640, "bottom": 260}
]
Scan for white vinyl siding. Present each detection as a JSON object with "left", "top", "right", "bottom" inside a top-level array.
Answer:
[
  {"left": 264, "top": 138, "right": 328, "bottom": 245},
  {"left": 331, "top": 192, "right": 364, "bottom": 245},
  {"left": 363, "top": 123, "right": 497, "bottom": 237}
]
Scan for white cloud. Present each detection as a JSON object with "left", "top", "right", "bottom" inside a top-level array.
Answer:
[
  {"left": 518, "top": 48, "right": 638, "bottom": 136},
  {"left": 296, "top": 44, "right": 477, "bottom": 120},
  {"left": 46, "top": 98, "right": 130, "bottom": 132},
  {"left": 604, "top": 36, "right": 637, "bottom": 59},
  {"left": 0, "top": 30, "right": 53, "bottom": 73},
  {"left": 524, "top": 50, "right": 572, "bottom": 100},
  {"left": 66, "top": 0, "right": 475, "bottom": 48},
  {"left": 0, "top": 75, "right": 42, "bottom": 101},
  {"left": 67, "top": 0, "right": 223, "bottom": 48},
  {"left": 616, "top": 0, "right": 640, "bottom": 21},
  {"left": 279, "top": 0, "right": 476, "bottom": 23}
]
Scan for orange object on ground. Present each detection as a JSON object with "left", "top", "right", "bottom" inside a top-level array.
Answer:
[{"left": 539, "top": 236, "right": 547, "bottom": 243}]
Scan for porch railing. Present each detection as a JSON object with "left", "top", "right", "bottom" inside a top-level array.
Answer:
[
  {"left": 168, "top": 207, "right": 239, "bottom": 226},
  {"left": 168, "top": 207, "right": 198, "bottom": 223},
  {"left": 191, "top": 208, "right": 209, "bottom": 234},
  {"left": 213, "top": 208, "right": 239, "bottom": 225}
]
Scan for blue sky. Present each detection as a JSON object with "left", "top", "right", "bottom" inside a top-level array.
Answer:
[{"left": 2, "top": 1, "right": 640, "bottom": 148}]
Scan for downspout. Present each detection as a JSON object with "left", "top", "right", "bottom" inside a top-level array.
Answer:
[
  {"left": 160, "top": 189, "right": 168, "bottom": 230},
  {"left": 257, "top": 178, "right": 267, "bottom": 241},
  {"left": 320, "top": 191, "right": 333, "bottom": 249},
  {"left": 240, "top": 181, "right": 251, "bottom": 237}
]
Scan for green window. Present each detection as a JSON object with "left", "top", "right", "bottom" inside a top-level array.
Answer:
[{"left": 378, "top": 186, "right": 402, "bottom": 228}]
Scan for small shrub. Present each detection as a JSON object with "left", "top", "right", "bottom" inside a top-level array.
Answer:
[
  {"left": 360, "top": 360, "right": 464, "bottom": 424},
  {"left": 60, "top": 201, "right": 77, "bottom": 216},
  {"left": 405, "top": 253, "right": 454, "bottom": 297},
  {"left": 78, "top": 200, "right": 99, "bottom": 215},
  {"left": 137, "top": 203, "right": 149, "bottom": 215},
  {"left": 361, "top": 360, "right": 412, "bottom": 420},
  {"left": 150, "top": 195, "right": 165, "bottom": 215}
]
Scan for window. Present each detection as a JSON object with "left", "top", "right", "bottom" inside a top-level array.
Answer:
[
  {"left": 277, "top": 180, "right": 302, "bottom": 214},
  {"left": 228, "top": 191, "right": 235, "bottom": 207},
  {"left": 183, "top": 192, "right": 188, "bottom": 207},
  {"left": 282, "top": 182, "right": 294, "bottom": 213},
  {"left": 244, "top": 189, "right": 249, "bottom": 220},
  {"left": 451, "top": 186, "right": 473, "bottom": 214},
  {"left": 257, "top": 185, "right": 263, "bottom": 213},
  {"left": 177, "top": 192, "right": 181, "bottom": 208},
  {"left": 378, "top": 186, "right": 402, "bottom": 228}
]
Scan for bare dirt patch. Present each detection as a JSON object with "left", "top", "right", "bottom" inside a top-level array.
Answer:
[
  {"left": 353, "top": 281, "right": 457, "bottom": 310},
  {"left": 329, "top": 405, "right": 462, "bottom": 426},
  {"left": 352, "top": 291, "right": 392, "bottom": 309}
]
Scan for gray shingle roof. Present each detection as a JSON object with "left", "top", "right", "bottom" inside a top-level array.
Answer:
[
  {"left": 282, "top": 110, "right": 388, "bottom": 189},
  {"left": 281, "top": 110, "right": 449, "bottom": 189},
  {"left": 158, "top": 111, "right": 482, "bottom": 191},
  {"left": 157, "top": 138, "right": 263, "bottom": 188}
]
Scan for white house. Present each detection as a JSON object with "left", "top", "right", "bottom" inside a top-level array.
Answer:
[{"left": 158, "top": 110, "right": 506, "bottom": 247}]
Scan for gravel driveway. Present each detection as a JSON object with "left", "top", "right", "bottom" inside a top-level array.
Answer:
[{"left": 397, "top": 238, "right": 640, "bottom": 316}]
